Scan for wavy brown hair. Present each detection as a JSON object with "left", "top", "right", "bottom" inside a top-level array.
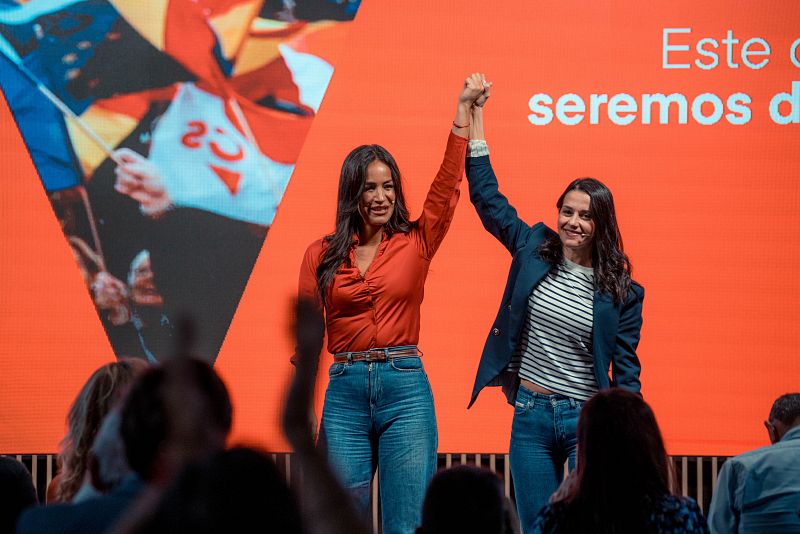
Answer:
[
  {"left": 55, "top": 359, "right": 148, "bottom": 502},
  {"left": 316, "top": 144, "right": 411, "bottom": 305},
  {"left": 548, "top": 390, "right": 676, "bottom": 533},
  {"left": 539, "top": 178, "right": 632, "bottom": 304}
]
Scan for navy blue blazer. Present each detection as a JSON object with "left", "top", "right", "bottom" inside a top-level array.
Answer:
[{"left": 466, "top": 154, "right": 644, "bottom": 408}]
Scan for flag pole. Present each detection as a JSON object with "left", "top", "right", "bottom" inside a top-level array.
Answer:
[
  {"left": 29, "top": 73, "right": 120, "bottom": 164},
  {"left": 0, "top": 45, "right": 115, "bottom": 270},
  {"left": 228, "top": 97, "right": 258, "bottom": 147},
  {"left": 0, "top": 45, "right": 121, "bottom": 164},
  {"left": 76, "top": 186, "right": 107, "bottom": 272}
]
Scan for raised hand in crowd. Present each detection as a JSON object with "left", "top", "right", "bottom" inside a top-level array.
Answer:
[
  {"left": 284, "top": 299, "right": 325, "bottom": 452},
  {"left": 112, "top": 148, "right": 172, "bottom": 217},
  {"left": 283, "top": 298, "right": 369, "bottom": 534}
]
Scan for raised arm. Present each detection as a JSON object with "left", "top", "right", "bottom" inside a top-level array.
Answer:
[
  {"left": 415, "top": 74, "right": 484, "bottom": 259},
  {"left": 283, "top": 299, "right": 369, "bottom": 534},
  {"left": 466, "top": 90, "right": 533, "bottom": 256},
  {"left": 292, "top": 241, "right": 325, "bottom": 366},
  {"left": 298, "top": 242, "right": 324, "bottom": 311}
]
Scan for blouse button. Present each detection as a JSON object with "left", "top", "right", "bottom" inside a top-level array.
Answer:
[{"left": 492, "top": 328, "right": 501, "bottom": 336}]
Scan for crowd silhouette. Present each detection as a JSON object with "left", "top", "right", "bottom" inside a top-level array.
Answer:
[{"left": 3, "top": 309, "right": 798, "bottom": 533}]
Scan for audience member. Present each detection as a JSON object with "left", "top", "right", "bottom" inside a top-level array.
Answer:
[
  {"left": 70, "top": 410, "right": 131, "bottom": 502},
  {"left": 531, "top": 389, "right": 709, "bottom": 534},
  {"left": 282, "top": 298, "right": 369, "bottom": 534},
  {"left": 120, "top": 357, "right": 231, "bottom": 485},
  {"left": 117, "top": 447, "right": 303, "bottom": 533},
  {"left": 17, "top": 357, "right": 232, "bottom": 534},
  {"left": 416, "top": 464, "right": 519, "bottom": 534},
  {"left": 0, "top": 456, "right": 37, "bottom": 534},
  {"left": 53, "top": 359, "right": 149, "bottom": 503},
  {"left": 708, "top": 392, "right": 800, "bottom": 534}
]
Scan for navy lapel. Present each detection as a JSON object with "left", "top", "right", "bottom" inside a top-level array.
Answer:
[
  {"left": 512, "top": 247, "right": 551, "bottom": 305},
  {"left": 592, "top": 291, "right": 618, "bottom": 358}
]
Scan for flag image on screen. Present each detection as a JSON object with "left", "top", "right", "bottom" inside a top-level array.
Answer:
[{"left": 0, "top": 0, "right": 361, "bottom": 363}]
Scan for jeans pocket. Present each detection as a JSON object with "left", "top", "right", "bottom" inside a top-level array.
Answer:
[
  {"left": 513, "top": 400, "right": 530, "bottom": 416},
  {"left": 328, "top": 363, "right": 346, "bottom": 377},
  {"left": 389, "top": 357, "right": 423, "bottom": 372}
]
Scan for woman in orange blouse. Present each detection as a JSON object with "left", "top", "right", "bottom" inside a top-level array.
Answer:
[{"left": 297, "top": 74, "right": 486, "bottom": 534}]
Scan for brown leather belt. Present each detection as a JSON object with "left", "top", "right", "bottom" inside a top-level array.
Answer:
[{"left": 333, "top": 346, "right": 421, "bottom": 363}]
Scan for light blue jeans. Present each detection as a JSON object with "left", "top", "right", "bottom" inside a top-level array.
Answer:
[
  {"left": 319, "top": 355, "right": 437, "bottom": 534},
  {"left": 509, "top": 385, "right": 583, "bottom": 534}
]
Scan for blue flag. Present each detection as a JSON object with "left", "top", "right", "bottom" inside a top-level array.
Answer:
[
  {"left": 0, "top": 44, "right": 82, "bottom": 191},
  {"left": 0, "top": 0, "right": 199, "bottom": 192},
  {"left": 0, "top": 0, "right": 119, "bottom": 114}
]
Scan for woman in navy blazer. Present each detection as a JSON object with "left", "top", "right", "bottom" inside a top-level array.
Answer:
[{"left": 464, "top": 81, "right": 644, "bottom": 533}]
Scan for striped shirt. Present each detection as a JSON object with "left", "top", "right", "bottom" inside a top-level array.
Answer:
[{"left": 510, "top": 258, "right": 599, "bottom": 401}]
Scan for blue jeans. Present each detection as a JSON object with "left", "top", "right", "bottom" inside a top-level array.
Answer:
[
  {"left": 509, "top": 385, "right": 583, "bottom": 534},
  {"left": 319, "top": 356, "right": 437, "bottom": 534}
]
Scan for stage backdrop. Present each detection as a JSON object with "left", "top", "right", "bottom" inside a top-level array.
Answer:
[{"left": 2, "top": 0, "right": 799, "bottom": 455}]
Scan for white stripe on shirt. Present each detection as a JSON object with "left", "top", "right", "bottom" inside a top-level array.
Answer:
[{"left": 514, "top": 258, "right": 598, "bottom": 400}]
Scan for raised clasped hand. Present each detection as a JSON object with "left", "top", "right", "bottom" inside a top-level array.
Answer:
[{"left": 460, "top": 72, "right": 491, "bottom": 106}]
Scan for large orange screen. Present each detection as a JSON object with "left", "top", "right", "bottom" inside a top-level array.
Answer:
[{"left": 2, "top": 0, "right": 799, "bottom": 456}]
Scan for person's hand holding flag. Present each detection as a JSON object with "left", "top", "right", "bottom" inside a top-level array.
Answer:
[{"left": 113, "top": 148, "right": 173, "bottom": 217}]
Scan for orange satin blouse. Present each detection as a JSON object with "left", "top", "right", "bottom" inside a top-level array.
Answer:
[{"left": 298, "top": 131, "right": 467, "bottom": 355}]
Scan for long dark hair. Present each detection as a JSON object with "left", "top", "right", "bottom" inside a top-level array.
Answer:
[
  {"left": 549, "top": 390, "right": 675, "bottom": 533},
  {"left": 316, "top": 145, "right": 411, "bottom": 304},
  {"left": 57, "top": 359, "right": 149, "bottom": 502},
  {"left": 539, "top": 178, "right": 631, "bottom": 304}
]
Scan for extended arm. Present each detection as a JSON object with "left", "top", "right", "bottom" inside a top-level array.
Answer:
[
  {"left": 283, "top": 299, "right": 369, "bottom": 534},
  {"left": 293, "top": 242, "right": 326, "bottom": 365},
  {"left": 466, "top": 104, "right": 532, "bottom": 255},
  {"left": 416, "top": 75, "right": 484, "bottom": 258}
]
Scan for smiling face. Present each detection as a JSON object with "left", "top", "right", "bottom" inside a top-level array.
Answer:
[
  {"left": 130, "top": 255, "right": 163, "bottom": 308},
  {"left": 558, "top": 189, "right": 595, "bottom": 263},
  {"left": 358, "top": 160, "right": 396, "bottom": 230}
]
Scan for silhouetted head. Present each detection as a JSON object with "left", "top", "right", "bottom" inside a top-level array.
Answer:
[
  {"left": 117, "top": 447, "right": 302, "bottom": 534},
  {"left": 0, "top": 456, "right": 37, "bottom": 533},
  {"left": 120, "top": 358, "right": 232, "bottom": 484},
  {"left": 417, "top": 465, "right": 511, "bottom": 534},
  {"left": 574, "top": 389, "right": 671, "bottom": 501},
  {"left": 547, "top": 390, "right": 673, "bottom": 533},
  {"left": 766, "top": 393, "right": 800, "bottom": 444}
]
